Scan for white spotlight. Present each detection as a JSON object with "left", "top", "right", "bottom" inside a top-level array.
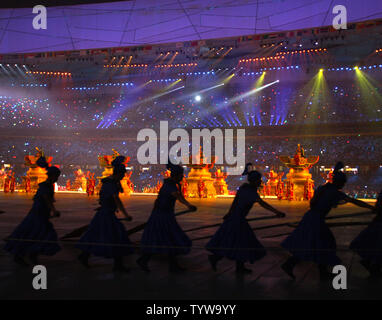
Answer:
[{"left": 195, "top": 95, "right": 202, "bottom": 102}]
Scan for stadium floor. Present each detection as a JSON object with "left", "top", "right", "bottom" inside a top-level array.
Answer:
[{"left": 0, "top": 193, "right": 379, "bottom": 300}]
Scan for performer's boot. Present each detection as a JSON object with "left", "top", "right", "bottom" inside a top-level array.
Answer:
[
  {"left": 281, "top": 256, "right": 299, "bottom": 279},
  {"left": 14, "top": 255, "right": 29, "bottom": 267},
  {"left": 78, "top": 252, "right": 90, "bottom": 268},
  {"left": 318, "top": 264, "right": 332, "bottom": 281},
  {"left": 235, "top": 261, "right": 252, "bottom": 274},
  {"left": 136, "top": 254, "right": 151, "bottom": 273},
  {"left": 113, "top": 256, "right": 130, "bottom": 273},
  {"left": 208, "top": 254, "right": 222, "bottom": 272},
  {"left": 29, "top": 253, "right": 39, "bottom": 265},
  {"left": 169, "top": 255, "right": 186, "bottom": 273}
]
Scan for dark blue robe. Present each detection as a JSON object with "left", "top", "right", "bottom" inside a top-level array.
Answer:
[
  {"left": 4, "top": 181, "right": 61, "bottom": 256},
  {"left": 281, "top": 183, "right": 347, "bottom": 265},
  {"left": 140, "top": 178, "right": 191, "bottom": 255},
  {"left": 350, "top": 213, "right": 382, "bottom": 264},
  {"left": 206, "top": 183, "right": 266, "bottom": 263},
  {"left": 76, "top": 177, "right": 134, "bottom": 258}
]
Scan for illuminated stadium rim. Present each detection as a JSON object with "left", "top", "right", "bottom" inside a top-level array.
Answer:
[
  {"left": 239, "top": 48, "right": 328, "bottom": 63},
  {"left": 3, "top": 64, "right": 381, "bottom": 90},
  {"left": 325, "top": 65, "right": 382, "bottom": 71}
]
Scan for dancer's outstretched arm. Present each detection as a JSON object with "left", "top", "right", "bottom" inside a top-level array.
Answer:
[
  {"left": 113, "top": 194, "right": 133, "bottom": 220},
  {"left": 43, "top": 194, "right": 60, "bottom": 217},
  {"left": 344, "top": 196, "right": 375, "bottom": 211},
  {"left": 172, "top": 191, "right": 197, "bottom": 211},
  {"left": 258, "top": 198, "right": 286, "bottom": 217}
]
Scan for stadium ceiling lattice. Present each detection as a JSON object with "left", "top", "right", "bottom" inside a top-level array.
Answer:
[{"left": 0, "top": 0, "right": 381, "bottom": 54}]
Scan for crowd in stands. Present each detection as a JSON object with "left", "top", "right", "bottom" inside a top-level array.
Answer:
[{"left": 1, "top": 77, "right": 381, "bottom": 130}]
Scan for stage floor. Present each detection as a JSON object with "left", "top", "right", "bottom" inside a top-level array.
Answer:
[{"left": 0, "top": 193, "right": 379, "bottom": 300}]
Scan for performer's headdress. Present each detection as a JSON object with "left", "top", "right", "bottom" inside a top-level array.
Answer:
[
  {"left": 333, "top": 161, "right": 347, "bottom": 185},
  {"left": 242, "top": 163, "right": 253, "bottom": 176},
  {"left": 111, "top": 155, "right": 127, "bottom": 175},
  {"left": 242, "top": 163, "right": 261, "bottom": 182},
  {"left": 37, "top": 156, "right": 61, "bottom": 177},
  {"left": 166, "top": 159, "right": 184, "bottom": 176}
]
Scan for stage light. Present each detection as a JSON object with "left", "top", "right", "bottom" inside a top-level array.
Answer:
[{"left": 195, "top": 95, "right": 202, "bottom": 102}]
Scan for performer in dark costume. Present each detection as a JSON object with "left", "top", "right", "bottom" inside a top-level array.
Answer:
[
  {"left": 350, "top": 191, "right": 381, "bottom": 277},
  {"left": 281, "top": 162, "right": 375, "bottom": 280},
  {"left": 206, "top": 163, "right": 286, "bottom": 274},
  {"left": 77, "top": 156, "right": 133, "bottom": 273},
  {"left": 136, "top": 162, "right": 197, "bottom": 273},
  {"left": 4, "top": 157, "right": 61, "bottom": 266}
]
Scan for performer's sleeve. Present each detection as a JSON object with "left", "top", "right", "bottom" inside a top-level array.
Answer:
[
  {"left": 309, "top": 186, "right": 321, "bottom": 208},
  {"left": 39, "top": 182, "right": 51, "bottom": 197},
  {"left": 104, "top": 180, "right": 118, "bottom": 197},
  {"left": 169, "top": 182, "right": 179, "bottom": 194},
  {"left": 336, "top": 190, "right": 348, "bottom": 205},
  {"left": 253, "top": 190, "right": 261, "bottom": 202}
]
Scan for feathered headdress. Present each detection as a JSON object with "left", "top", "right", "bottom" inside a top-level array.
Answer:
[
  {"left": 242, "top": 163, "right": 261, "bottom": 182},
  {"left": 37, "top": 156, "right": 61, "bottom": 177},
  {"left": 333, "top": 161, "right": 346, "bottom": 185},
  {"left": 166, "top": 158, "right": 184, "bottom": 176},
  {"left": 242, "top": 162, "right": 253, "bottom": 176},
  {"left": 111, "top": 155, "right": 127, "bottom": 175}
]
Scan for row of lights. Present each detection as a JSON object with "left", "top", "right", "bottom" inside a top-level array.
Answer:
[
  {"left": 26, "top": 71, "right": 71, "bottom": 76},
  {"left": 375, "top": 49, "right": 382, "bottom": 53},
  {"left": 325, "top": 64, "right": 382, "bottom": 71},
  {"left": 239, "top": 56, "right": 285, "bottom": 63},
  {"left": 16, "top": 83, "right": 47, "bottom": 87},
  {"left": 103, "top": 64, "right": 148, "bottom": 68},
  {"left": 154, "top": 63, "right": 197, "bottom": 68},
  {"left": 177, "top": 71, "right": 215, "bottom": 76},
  {"left": 95, "top": 82, "right": 134, "bottom": 86},
  {"left": 149, "top": 78, "right": 181, "bottom": 83},
  {"left": 65, "top": 82, "right": 135, "bottom": 89},
  {"left": 0, "top": 64, "right": 27, "bottom": 67},
  {"left": 242, "top": 65, "right": 300, "bottom": 75},
  {"left": 66, "top": 87, "right": 99, "bottom": 91},
  {"left": 275, "top": 48, "right": 327, "bottom": 55}
]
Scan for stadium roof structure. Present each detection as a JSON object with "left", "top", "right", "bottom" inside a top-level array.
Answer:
[{"left": 0, "top": 0, "right": 382, "bottom": 54}]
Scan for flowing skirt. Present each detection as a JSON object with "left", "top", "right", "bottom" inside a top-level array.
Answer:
[
  {"left": 140, "top": 210, "right": 191, "bottom": 255},
  {"left": 281, "top": 209, "right": 341, "bottom": 266},
  {"left": 206, "top": 216, "right": 266, "bottom": 263},
  {"left": 4, "top": 210, "right": 61, "bottom": 256},
  {"left": 76, "top": 207, "right": 134, "bottom": 258},
  {"left": 350, "top": 220, "right": 382, "bottom": 264}
]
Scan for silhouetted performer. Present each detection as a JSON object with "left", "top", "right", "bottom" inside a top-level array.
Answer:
[
  {"left": 77, "top": 156, "right": 133, "bottom": 273},
  {"left": 4, "top": 157, "right": 61, "bottom": 266},
  {"left": 350, "top": 191, "right": 381, "bottom": 277},
  {"left": 136, "top": 162, "right": 197, "bottom": 273},
  {"left": 206, "top": 164, "right": 286, "bottom": 274},
  {"left": 281, "top": 162, "right": 375, "bottom": 280}
]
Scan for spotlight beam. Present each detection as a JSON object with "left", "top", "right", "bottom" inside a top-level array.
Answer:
[
  {"left": 230, "top": 79, "right": 280, "bottom": 103},
  {"left": 195, "top": 83, "right": 225, "bottom": 94},
  {"left": 97, "top": 85, "right": 185, "bottom": 128},
  {"left": 183, "top": 79, "right": 279, "bottom": 127}
]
